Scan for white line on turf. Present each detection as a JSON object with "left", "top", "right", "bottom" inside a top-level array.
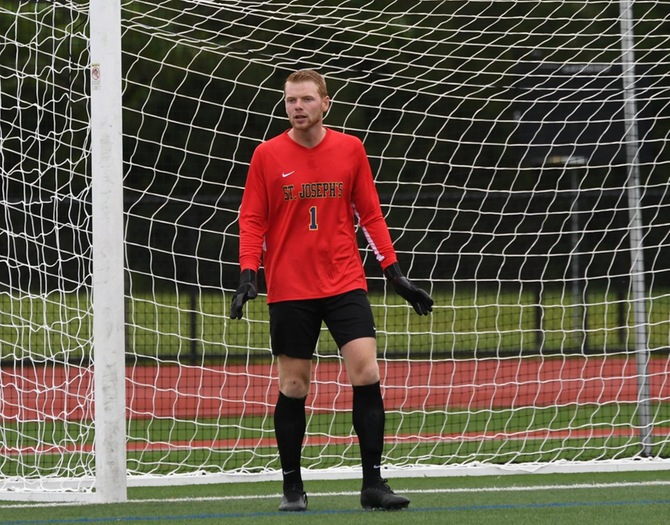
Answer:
[{"left": 1, "top": 480, "right": 669, "bottom": 509}]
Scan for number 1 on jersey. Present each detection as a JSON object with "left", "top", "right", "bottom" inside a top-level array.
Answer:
[{"left": 309, "top": 206, "right": 318, "bottom": 230}]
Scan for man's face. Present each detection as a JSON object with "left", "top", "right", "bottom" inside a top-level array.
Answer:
[{"left": 284, "top": 81, "right": 329, "bottom": 131}]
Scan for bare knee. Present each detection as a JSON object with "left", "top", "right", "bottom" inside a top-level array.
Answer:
[
  {"left": 349, "top": 360, "right": 380, "bottom": 386},
  {"left": 277, "top": 355, "right": 312, "bottom": 398},
  {"left": 341, "top": 337, "right": 380, "bottom": 387},
  {"left": 280, "top": 376, "right": 310, "bottom": 398}
]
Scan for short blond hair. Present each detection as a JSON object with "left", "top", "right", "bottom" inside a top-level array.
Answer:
[{"left": 284, "top": 69, "right": 328, "bottom": 99}]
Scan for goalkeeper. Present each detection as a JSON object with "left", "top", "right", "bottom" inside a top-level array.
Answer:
[{"left": 231, "top": 69, "right": 433, "bottom": 512}]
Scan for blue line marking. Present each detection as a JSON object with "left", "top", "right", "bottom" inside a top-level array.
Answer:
[{"left": 1, "top": 498, "right": 670, "bottom": 524}]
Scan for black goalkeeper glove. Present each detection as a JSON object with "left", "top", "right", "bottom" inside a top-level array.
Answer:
[
  {"left": 230, "top": 269, "right": 258, "bottom": 319},
  {"left": 384, "top": 263, "right": 433, "bottom": 316}
]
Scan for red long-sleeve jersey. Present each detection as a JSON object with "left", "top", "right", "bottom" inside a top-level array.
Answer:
[{"left": 238, "top": 128, "right": 397, "bottom": 303}]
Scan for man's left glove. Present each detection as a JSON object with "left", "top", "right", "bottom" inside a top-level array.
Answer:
[
  {"left": 230, "top": 269, "right": 258, "bottom": 319},
  {"left": 384, "top": 262, "right": 433, "bottom": 316}
]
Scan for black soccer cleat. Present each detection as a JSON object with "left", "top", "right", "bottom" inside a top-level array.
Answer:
[
  {"left": 360, "top": 479, "right": 410, "bottom": 511},
  {"left": 278, "top": 485, "right": 308, "bottom": 511}
]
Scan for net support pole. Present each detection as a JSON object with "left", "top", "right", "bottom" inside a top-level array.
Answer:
[
  {"left": 90, "top": 0, "right": 128, "bottom": 501},
  {"left": 618, "top": 0, "right": 653, "bottom": 456}
]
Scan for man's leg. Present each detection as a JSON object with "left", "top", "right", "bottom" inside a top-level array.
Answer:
[
  {"left": 341, "top": 338, "right": 384, "bottom": 484},
  {"left": 269, "top": 297, "right": 322, "bottom": 511},
  {"left": 275, "top": 355, "right": 311, "bottom": 511},
  {"left": 342, "top": 338, "right": 410, "bottom": 510}
]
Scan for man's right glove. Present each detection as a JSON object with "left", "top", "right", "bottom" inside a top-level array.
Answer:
[
  {"left": 384, "top": 262, "right": 433, "bottom": 316},
  {"left": 230, "top": 269, "right": 258, "bottom": 319}
]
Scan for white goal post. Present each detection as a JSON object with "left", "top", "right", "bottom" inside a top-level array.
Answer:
[{"left": 1, "top": 0, "right": 669, "bottom": 503}]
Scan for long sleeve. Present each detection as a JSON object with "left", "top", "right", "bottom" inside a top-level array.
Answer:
[
  {"left": 238, "top": 148, "right": 268, "bottom": 272},
  {"left": 350, "top": 141, "right": 397, "bottom": 271}
]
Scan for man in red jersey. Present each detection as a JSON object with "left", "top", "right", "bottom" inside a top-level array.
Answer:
[{"left": 231, "top": 69, "right": 433, "bottom": 512}]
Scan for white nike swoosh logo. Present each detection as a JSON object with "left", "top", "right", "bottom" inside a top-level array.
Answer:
[{"left": 282, "top": 171, "right": 295, "bottom": 178}]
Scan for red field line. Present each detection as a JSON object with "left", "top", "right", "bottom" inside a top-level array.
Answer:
[{"left": 1, "top": 357, "right": 669, "bottom": 421}]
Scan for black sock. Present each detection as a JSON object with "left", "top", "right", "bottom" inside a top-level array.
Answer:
[
  {"left": 274, "top": 392, "right": 306, "bottom": 490},
  {"left": 352, "top": 381, "right": 385, "bottom": 488}
]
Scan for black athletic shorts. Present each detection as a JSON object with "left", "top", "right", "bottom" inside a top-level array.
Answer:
[{"left": 268, "top": 289, "right": 376, "bottom": 359}]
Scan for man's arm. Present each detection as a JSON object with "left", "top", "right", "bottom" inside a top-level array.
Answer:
[
  {"left": 238, "top": 150, "right": 268, "bottom": 272},
  {"left": 351, "top": 141, "right": 397, "bottom": 266},
  {"left": 349, "top": 137, "right": 433, "bottom": 314},
  {"left": 232, "top": 149, "right": 266, "bottom": 320}
]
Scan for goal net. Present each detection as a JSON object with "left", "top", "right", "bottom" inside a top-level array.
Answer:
[{"left": 1, "top": 0, "right": 670, "bottom": 500}]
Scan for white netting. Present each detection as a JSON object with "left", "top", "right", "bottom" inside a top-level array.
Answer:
[
  {"left": 0, "top": 1, "right": 95, "bottom": 496},
  {"left": 1, "top": 0, "right": 670, "bottom": 498}
]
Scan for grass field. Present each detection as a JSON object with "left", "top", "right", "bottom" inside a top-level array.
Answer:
[
  {"left": 1, "top": 471, "right": 669, "bottom": 524},
  {"left": 3, "top": 287, "right": 670, "bottom": 361}
]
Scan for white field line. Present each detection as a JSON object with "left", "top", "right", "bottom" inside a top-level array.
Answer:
[{"left": 2, "top": 480, "right": 670, "bottom": 509}]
